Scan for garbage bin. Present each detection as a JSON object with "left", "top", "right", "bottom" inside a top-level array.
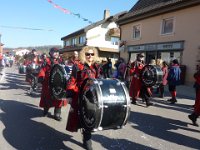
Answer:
[{"left": 180, "top": 65, "right": 186, "bottom": 85}]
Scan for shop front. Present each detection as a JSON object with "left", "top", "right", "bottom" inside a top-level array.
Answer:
[{"left": 128, "top": 41, "right": 184, "bottom": 65}]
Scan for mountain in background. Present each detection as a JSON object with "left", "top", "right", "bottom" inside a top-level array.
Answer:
[
  {"left": 5, "top": 45, "right": 62, "bottom": 50},
  {"left": 4, "top": 45, "right": 63, "bottom": 55}
]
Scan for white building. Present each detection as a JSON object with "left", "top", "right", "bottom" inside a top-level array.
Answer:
[{"left": 60, "top": 10, "right": 127, "bottom": 62}]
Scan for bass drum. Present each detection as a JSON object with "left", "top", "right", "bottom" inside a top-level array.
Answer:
[
  {"left": 49, "top": 64, "right": 69, "bottom": 100},
  {"left": 79, "top": 78, "right": 130, "bottom": 132},
  {"left": 141, "top": 65, "right": 163, "bottom": 87}
]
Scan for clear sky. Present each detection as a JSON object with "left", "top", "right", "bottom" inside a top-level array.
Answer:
[{"left": 0, "top": 0, "right": 137, "bottom": 48}]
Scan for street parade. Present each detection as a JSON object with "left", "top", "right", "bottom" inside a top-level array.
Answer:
[{"left": 0, "top": 0, "right": 200, "bottom": 150}]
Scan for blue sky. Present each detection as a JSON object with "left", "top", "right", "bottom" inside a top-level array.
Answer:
[{"left": 0, "top": 0, "right": 137, "bottom": 48}]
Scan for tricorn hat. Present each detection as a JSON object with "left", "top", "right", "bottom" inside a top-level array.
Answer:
[{"left": 137, "top": 53, "right": 144, "bottom": 57}]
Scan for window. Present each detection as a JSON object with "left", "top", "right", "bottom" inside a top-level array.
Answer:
[
  {"left": 111, "top": 37, "right": 119, "bottom": 45},
  {"left": 79, "top": 35, "right": 86, "bottom": 44},
  {"left": 133, "top": 25, "right": 141, "bottom": 39},
  {"left": 161, "top": 18, "right": 174, "bottom": 34},
  {"left": 65, "top": 40, "right": 70, "bottom": 46},
  {"left": 71, "top": 38, "right": 77, "bottom": 45}
]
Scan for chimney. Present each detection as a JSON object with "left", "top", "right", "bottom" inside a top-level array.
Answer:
[{"left": 104, "top": 10, "right": 110, "bottom": 20}]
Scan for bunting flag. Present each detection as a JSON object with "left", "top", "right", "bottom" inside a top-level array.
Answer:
[
  {"left": 47, "top": 0, "right": 93, "bottom": 24},
  {"left": 0, "top": 25, "right": 54, "bottom": 31}
]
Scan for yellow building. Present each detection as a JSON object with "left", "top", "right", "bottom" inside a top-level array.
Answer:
[{"left": 117, "top": 0, "right": 200, "bottom": 85}]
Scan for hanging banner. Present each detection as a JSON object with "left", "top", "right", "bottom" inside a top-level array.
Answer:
[{"left": 47, "top": 0, "right": 93, "bottom": 24}]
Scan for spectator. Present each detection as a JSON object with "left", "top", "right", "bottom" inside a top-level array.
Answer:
[{"left": 167, "top": 59, "right": 181, "bottom": 104}]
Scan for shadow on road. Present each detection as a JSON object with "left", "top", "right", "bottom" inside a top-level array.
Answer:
[
  {"left": 0, "top": 99, "right": 82, "bottom": 150},
  {"left": 93, "top": 134, "right": 157, "bottom": 150},
  {"left": 129, "top": 111, "right": 200, "bottom": 149},
  {"left": 152, "top": 98, "right": 194, "bottom": 114},
  {"left": 0, "top": 73, "right": 29, "bottom": 91}
]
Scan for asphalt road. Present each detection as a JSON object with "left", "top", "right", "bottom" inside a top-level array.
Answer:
[{"left": 0, "top": 66, "right": 199, "bottom": 150}]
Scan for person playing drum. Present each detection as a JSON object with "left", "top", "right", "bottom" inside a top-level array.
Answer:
[
  {"left": 129, "top": 53, "right": 153, "bottom": 106},
  {"left": 66, "top": 46, "right": 101, "bottom": 150},
  {"left": 38, "top": 47, "right": 67, "bottom": 121},
  {"left": 129, "top": 53, "right": 145, "bottom": 104}
]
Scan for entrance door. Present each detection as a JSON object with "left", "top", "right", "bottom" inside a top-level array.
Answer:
[{"left": 146, "top": 51, "right": 156, "bottom": 64}]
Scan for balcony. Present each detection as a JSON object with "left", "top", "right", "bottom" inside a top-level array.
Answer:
[{"left": 108, "top": 28, "right": 120, "bottom": 37}]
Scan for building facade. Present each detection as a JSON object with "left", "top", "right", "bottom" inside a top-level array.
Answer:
[{"left": 117, "top": 0, "right": 200, "bottom": 85}]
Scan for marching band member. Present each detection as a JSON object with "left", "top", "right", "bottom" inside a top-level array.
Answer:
[
  {"left": 129, "top": 53, "right": 145, "bottom": 104},
  {"left": 38, "top": 47, "right": 67, "bottom": 121},
  {"left": 188, "top": 65, "right": 200, "bottom": 126},
  {"left": 129, "top": 53, "right": 153, "bottom": 106},
  {"left": 66, "top": 46, "right": 101, "bottom": 150}
]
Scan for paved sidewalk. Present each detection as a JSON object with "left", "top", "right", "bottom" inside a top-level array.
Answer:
[{"left": 176, "top": 85, "right": 195, "bottom": 99}]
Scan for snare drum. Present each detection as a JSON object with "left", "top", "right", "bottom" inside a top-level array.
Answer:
[
  {"left": 141, "top": 65, "right": 163, "bottom": 87},
  {"left": 49, "top": 64, "right": 71, "bottom": 100},
  {"left": 79, "top": 78, "right": 130, "bottom": 131}
]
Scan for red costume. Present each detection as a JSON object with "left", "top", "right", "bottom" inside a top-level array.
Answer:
[
  {"left": 194, "top": 71, "right": 200, "bottom": 115},
  {"left": 129, "top": 60, "right": 144, "bottom": 102},
  {"left": 38, "top": 57, "right": 67, "bottom": 109},
  {"left": 66, "top": 62, "right": 101, "bottom": 132},
  {"left": 188, "top": 69, "right": 200, "bottom": 126}
]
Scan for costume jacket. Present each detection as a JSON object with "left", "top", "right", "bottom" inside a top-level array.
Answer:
[
  {"left": 167, "top": 64, "right": 181, "bottom": 86},
  {"left": 162, "top": 66, "right": 168, "bottom": 85},
  {"left": 66, "top": 62, "right": 101, "bottom": 132},
  {"left": 38, "top": 57, "right": 67, "bottom": 108},
  {"left": 194, "top": 70, "right": 200, "bottom": 115}
]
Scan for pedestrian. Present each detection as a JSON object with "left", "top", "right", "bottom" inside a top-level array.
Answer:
[
  {"left": 107, "top": 57, "right": 112, "bottom": 76},
  {"left": 65, "top": 46, "right": 101, "bottom": 150},
  {"left": 188, "top": 66, "right": 200, "bottom": 126},
  {"left": 167, "top": 59, "right": 181, "bottom": 104},
  {"left": 118, "top": 58, "right": 126, "bottom": 81},
  {"left": 71, "top": 51, "right": 80, "bottom": 65},
  {"left": 159, "top": 61, "right": 168, "bottom": 98},
  {"left": 123, "top": 60, "right": 132, "bottom": 89},
  {"left": 38, "top": 47, "right": 67, "bottom": 121}
]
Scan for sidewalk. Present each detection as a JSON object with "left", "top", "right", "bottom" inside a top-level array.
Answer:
[{"left": 176, "top": 85, "right": 195, "bottom": 99}]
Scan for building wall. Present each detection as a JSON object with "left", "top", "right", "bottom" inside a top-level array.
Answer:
[
  {"left": 120, "top": 5, "right": 200, "bottom": 85},
  {"left": 86, "top": 22, "right": 119, "bottom": 49}
]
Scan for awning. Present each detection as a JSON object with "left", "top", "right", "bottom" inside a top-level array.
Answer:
[{"left": 97, "top": 47, "right": 119, "bottom": 53}]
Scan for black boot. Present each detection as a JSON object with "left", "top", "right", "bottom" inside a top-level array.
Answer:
[
  {"left": 82, "top": 129, "right": 93, "bottom": 150},
  {"left": 54, "top": 107, "right": 62, "bottom": 121},
  {"left": 170, "top": 98, "right": 177, "bottom": 104},
  {"left": 43, "top": 108, "right": 49, "bottom": 117},
  {"left": 159, "top": 86, "right": 164, "bottom": 98},
  {"left": 145, "top": 99, "right": 153, "bottom": 107},
  {"left": 188, "top": 113, "right": 199, "bottom": 126}
]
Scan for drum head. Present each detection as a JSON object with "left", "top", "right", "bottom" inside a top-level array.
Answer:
[
  {"left": 49, "top": 64, "right": 67, "bottom": 99},
  {"left": 141, "top": 65, "right": 163, "bottom": 87},
  {"left": 79, "top": 78, "right": 100, "bottom": 131}
]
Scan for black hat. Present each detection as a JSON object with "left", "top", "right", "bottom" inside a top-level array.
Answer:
[
  {"left": 32, "top": 49, "right": 36, "bottom": 52},
  {"left": 49, "top": 47, "right": 59, "bottom": 53},
  {"left": 137, "top": 53, "right": 144, "bottom": 57},
  {"left": 172, "top": 59, "right": 179, "bottom": 64}
]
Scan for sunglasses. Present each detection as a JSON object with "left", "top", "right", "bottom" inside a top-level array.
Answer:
[{"left": 85, "top": 53, "right": 94, "bottom": 56}]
